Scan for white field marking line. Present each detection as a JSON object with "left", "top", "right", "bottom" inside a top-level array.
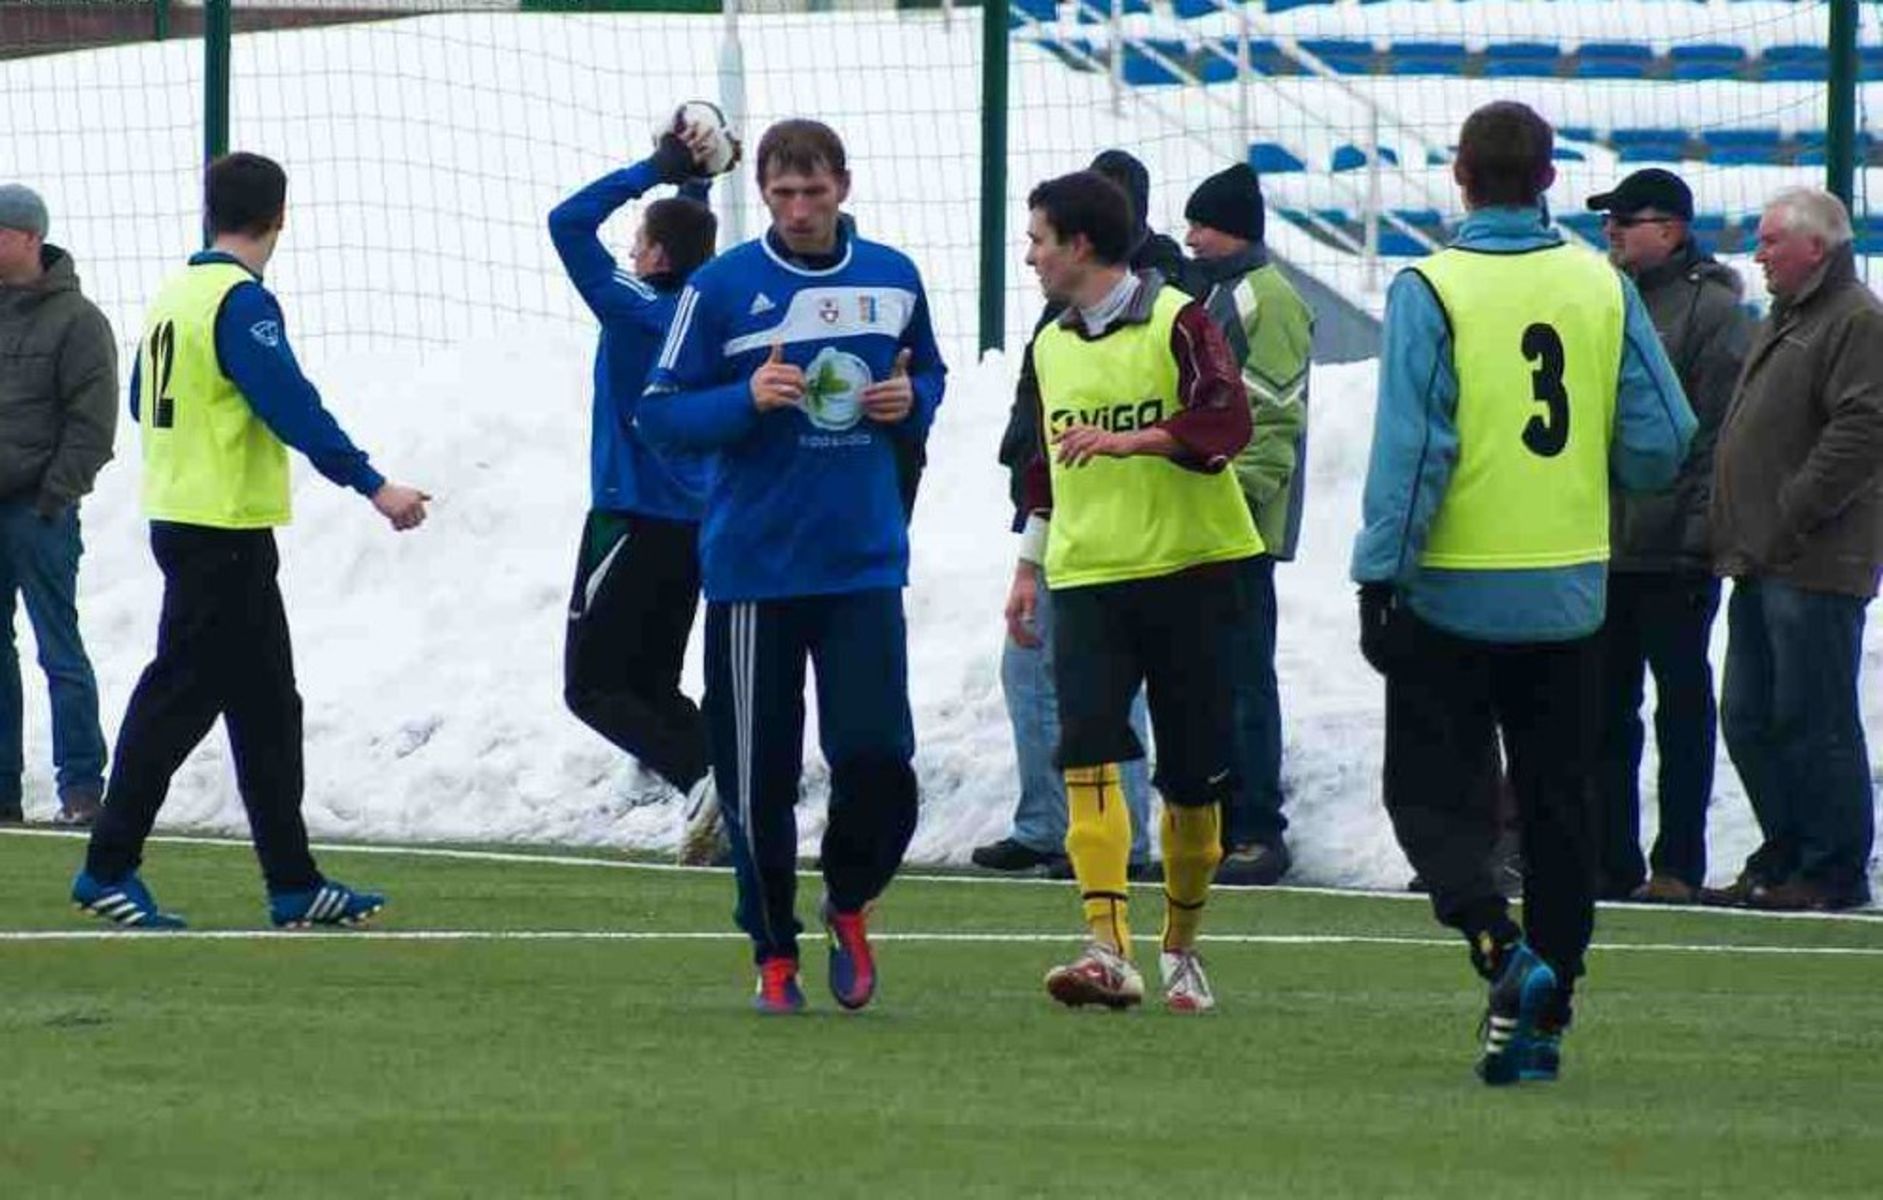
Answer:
[
  {"left": 3, "top": 929, "right": 1882, "bottom": 956},
  {"left": 6, "top": 826, "right": 1878, "bottom": 925}
]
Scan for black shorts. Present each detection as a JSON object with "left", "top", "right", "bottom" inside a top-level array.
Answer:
[{"left": 1049, "top": 565, "right": 1246, "bottom": 805}]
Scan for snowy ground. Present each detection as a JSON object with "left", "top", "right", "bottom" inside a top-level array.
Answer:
[{"left": 2, "top": 10, "right": 1877, "bottom": 894}]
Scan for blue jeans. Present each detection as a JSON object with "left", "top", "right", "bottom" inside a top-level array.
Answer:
[
  {"left": 1224, "top": 555, "right": 1287, "bottom": 848},
  {"left": 1721, "top": 578, "right": 1873, "bottom": 890},
  {"left": 1000, "top": 573, "right": 1152, "bottom": 862},
  {"left": 0, "top": 500, "right": 106, "bottom": 805}
]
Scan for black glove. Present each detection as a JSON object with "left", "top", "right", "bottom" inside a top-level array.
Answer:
[
  {"left": 1357, "top": 582, "right": 1399, "bottom": 676},
  {"left": 650, "top": 132, "right": 694, "bottom": 184}
]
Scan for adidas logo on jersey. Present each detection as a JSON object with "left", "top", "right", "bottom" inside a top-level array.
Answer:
[{"left": 749, "top": 293, "right": 776, "bottom": 316}]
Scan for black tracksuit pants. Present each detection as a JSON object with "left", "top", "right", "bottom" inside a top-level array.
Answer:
[
  {"left": 87, "top": 524, "right": 318, "bottom": 892},
  {"left": 1382, "top": 611, "right": 1601, "bottom": 985},
  {"left": 563, "top": 510, "right": 708, "bottom": 794}
]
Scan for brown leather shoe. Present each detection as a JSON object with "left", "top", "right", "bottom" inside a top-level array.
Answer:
[
  {"left": 1751, "top": 878, "right": 1873, "bottom": 912},
  {"left": 1700, "top": 872, "right": 1761, "bottom": 907},
  {"left": 1630, "top": 874, "right": 1699, "bottom": 905}
]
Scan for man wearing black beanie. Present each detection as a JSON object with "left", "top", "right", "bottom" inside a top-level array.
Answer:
[{"left": 1182, "top": 162, "right": 1311, "bottom": 887}]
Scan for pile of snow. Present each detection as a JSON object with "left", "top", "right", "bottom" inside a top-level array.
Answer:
[{"left": 2, "top": 11, "right": 1875, "bottom": 893}]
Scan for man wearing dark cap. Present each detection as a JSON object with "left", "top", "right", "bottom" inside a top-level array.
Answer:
[
  {"left": 0, "top": 184, "right": 117, "bottom": 827},
  {"left": 1183, "top": 162, "right": 1312, "bottom": 886},
  {"left": 1352, "top": 102, "right": 1693, "bottom": 1084},
  {"left": 1584, "top": 168, "right": 1752, "bottom": 905},
  {"left": 977, "top": 147, "right": 1195, "bottom": 879}
]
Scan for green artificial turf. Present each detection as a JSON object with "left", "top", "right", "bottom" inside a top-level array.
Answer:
[{"left": 1, "top": 830, "right": 1878, "bottom": 1198}]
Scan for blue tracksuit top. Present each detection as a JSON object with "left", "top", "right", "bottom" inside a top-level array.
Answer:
[
  {"left": 1350, "top": 206, "right": 1696, "bottom": 642},
  {"left": 127, "top": 250, "right": 384, "bottom": 498},
  {"left": 638, "top": 226, "right": 946, "bottom": 602},
  {"left": 548, "top": 159, "right": 711, "bottom": 519}
]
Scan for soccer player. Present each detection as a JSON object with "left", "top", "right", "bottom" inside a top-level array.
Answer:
[
  {"left": 1006, "top": 170, "right": 1257, "bottom": 1013},
  {"left": 1352, "top": 102, "right": 1693, "bottom": 1083},
  {"left": 638, "top": 119, "right": 945, "bottom": 1014},
  {"left": 72, "top": 152, "right": 430, "bottom": 930},
  {"left": 548, "top": 120, "right": 725, "bottom": 857}
]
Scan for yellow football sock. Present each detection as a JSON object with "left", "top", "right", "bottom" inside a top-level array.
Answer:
[
  {"left": 1064, "top": 763, "right": 1133, "bottom": 955},
  {"left": 1161, "top": 802, "right": 1223, "bottom": 952}
]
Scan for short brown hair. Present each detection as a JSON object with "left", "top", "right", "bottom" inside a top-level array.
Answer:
[
  {"left": 643, "top": 197, "right": 717, "bottom": 279},
  {"left": 206, "top": 152, "right": 287, "bottom": 237},
  {"left": 755, "top": 119, "right": 847, "bottom": 185},
  {"left": 1456, "top": 102, "right": 1554, "bottom": 208}
]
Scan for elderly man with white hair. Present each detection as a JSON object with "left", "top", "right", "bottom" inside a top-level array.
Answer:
[{"left": 1707, "top": 185, "right": 1883, "bottom": 912}]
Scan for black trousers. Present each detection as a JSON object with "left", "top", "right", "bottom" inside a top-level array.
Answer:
[
  {"left": 563, "top": 510, "right": 707, "bottom": 793},
  {"left": 1050, "top": 566, "right": 1244, "bottom": 807},
  {"left": 1381, "top": 611, "right": 1600, "bottom": 985},
  {"left": 1594, "top": 572, "right": 1720, "bottom": 890},
  {"left": 87, "top": 524, "right": 318, "bottom": 892}
]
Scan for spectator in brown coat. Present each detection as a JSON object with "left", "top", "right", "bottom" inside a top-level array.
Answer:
[{"left": 1708, "top": 186, "right": 1883, "bottom": 912}]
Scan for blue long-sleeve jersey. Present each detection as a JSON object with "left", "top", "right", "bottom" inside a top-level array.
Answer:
[
  {"left": 128, "top": 251, "right": 384, "bottom": 497},
  {"left": 1350, "top": 206, "right": 1696, "bottom": 641},
  {"left": 547, "top": 159, "right": 711, "bottom": 518},
  {"left": 638, "top": 227, "right": 946, "bottom": 602}
]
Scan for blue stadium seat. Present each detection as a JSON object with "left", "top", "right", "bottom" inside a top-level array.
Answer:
[
  {"left": 1706, "top": 128, "right": 1783, "bottom": 150},
  {"left": 1389, "top": 41, "right": 1468, "bottom": 77},
  {"left": 1264, "top": 0, "right": 1333, "bottom": 12},
  {"left": 1393, "top": 208, "right": 1445, "bottom": 230},
  {"left": 1297, "top": 38, "right": 1373, "bottom": 74},
  {"left": 1618, "top": 142, "right": 1688, "bottom": 163},
  {"left": 1690, "top": 214, "right": 1729, "bottom": 236},
  {"left": 1709, "top": 146, "right": 1787, "bottom": 166},
  {"left": 1121, "top": 44, "right": 1186, "bottom": 87},
  {"left": 1862, "top": 46, "right": 1883, "bottom": 81},
  {"left": 1169, "top": 0, "right": 1219, "bottom": 17},
  {"left": 1483, "top": 43, "right": 1562, "bottom": 79},
  {"left": 1611, "top": 128, "right": 1689, "bottom": 151},
  {"left": 1330, "top": 144, "right": 1399, "bottom": 172},
  {"left": 1377, "top": 228, "right": 1431, "bottom": 257},
  {"left": 1761, "top": 45, "right": 1827, "bottom": 81},
  {"left": 1557, "top": 126, "right": 1598, "bottom": 145},
  {"left": 1212, "top": 37, "right": 1292, "bottom": 76},
  {"left": 1575, "top": 58, "right": 1651, "bottom": 80},
  {"left": 1671, "top": 44, "right": 1747, "bottom": 66},
  {"left": 1074, "top": 0, "right": 1149, "bottom": 23},
  {"left": 1011, "top": 0, "right": 1058, "bottom": 23},
  {"left": 1763, "top": 63, "right": 1826, "bottom": 83},
  {"left": 1552, "top": 145, "right": 1587, "bottom": 162},
  {"left": 1578, "top": 42, "right": 1654, "bottom": 63},
  {"left": 1249, "top": 142, "right": 1307, "bottom": 174}
]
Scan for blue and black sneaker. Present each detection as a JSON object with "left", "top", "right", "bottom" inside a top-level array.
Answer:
[
  {"left": 821, "top": 897, "right": 876, "bottom": 1011},
  {"left": 1475, "top": 941, "right": 1558, "bottom": 1086},
  {"left": 71, "top": 870, "right": 187, "bottom": 930},
  {"left": 269, "top": 880, "right": 386, "bottom": 928},
  {"left": 1522, "top": 993, "right": 1574, "bottom": 1082}
]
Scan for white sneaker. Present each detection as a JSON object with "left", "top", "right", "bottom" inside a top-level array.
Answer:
[
  {"left": 677, "top": 775, "right": 726, "bottom": 866},
  {"left": 1159, "top": 948, "right": 1216, "bottom": 1013},
  {"left": 1044, "top": 941, "right": 1144, "bottom": 1010}
]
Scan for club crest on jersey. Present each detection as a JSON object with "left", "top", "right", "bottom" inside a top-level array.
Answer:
[
  {"left": 817, "top": 298, "right": 840, "bottom": 325},
  {"left": 800, "top": 347, "right": 872, "bottom": 432},
  {"left": 249, "top": 319, "right": 282, "bottom": 348}
]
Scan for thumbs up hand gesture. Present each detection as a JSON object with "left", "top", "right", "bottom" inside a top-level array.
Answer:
[
  {"left": 750, "top": 341, "right": 805, "bottom": 412},
  {"left": 861, "top": 347, "right": 915, "bottom": 424}
]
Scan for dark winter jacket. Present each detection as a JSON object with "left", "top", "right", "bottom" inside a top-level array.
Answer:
[
  {"left": 1712, "top": 247, "right": 1883, "bottom": 598},
  {"left": 0, "top": 246, "right": 117, "bottom": 515},
  {"left": 1611, "top": 241, "right": 1752, "bottom": 573},
  {"left": 998, "top": 228, "right": 1195, "bottom": 525}
]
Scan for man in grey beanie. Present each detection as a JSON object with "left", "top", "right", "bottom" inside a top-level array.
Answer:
[{"left": 0, "top": 184, "right": 117, "bottom": 826}]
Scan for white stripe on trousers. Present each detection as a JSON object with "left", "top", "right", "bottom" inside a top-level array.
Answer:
[{"left": 730, "top": 602, "right": 773, "bottom": 947}]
